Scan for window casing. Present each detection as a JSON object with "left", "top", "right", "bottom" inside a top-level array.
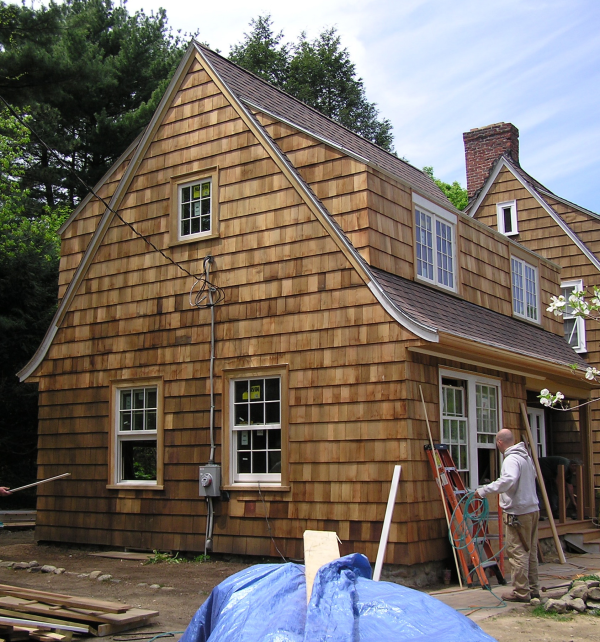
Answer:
[
  {"left": 169, "top": 168, "right": 219, "bottom": 246},
  {"left": 414, "top": 197, "right": 457, "bottom": 292},
  {"left": 439, "top": 369, "right": 502, "bottom": 488},
  {"left": 223, "top": 365, "right": 289, "bottom": 488},
  {"left": 561, "top": 280, "right": 586, "bottom": 353},
  {"left": 511, "top": 256, "right": 539, "bottom": 323},
  {"left": 109, "top": 378, "right": 163, "bottom": 489},
  {"left": 496, "top": 200, "right": 518, "bottom": 236}
]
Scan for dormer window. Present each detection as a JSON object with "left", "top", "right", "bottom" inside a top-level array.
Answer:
[
  {"left": 413, "top": 194, "right": 457, "bottom": 292},
  {"left": 511, "top": 256, "right": 539, "bottom": 323},
  {"left": 497, "top": 200, "right": 518, "bottom": 236},
  {"left": 561, "top": 280, "right": 586, "bottom": 353}
]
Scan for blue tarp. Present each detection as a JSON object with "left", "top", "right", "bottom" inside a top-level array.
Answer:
[{"left": 181, "top": 553, "right": 497, "bottom": 642}]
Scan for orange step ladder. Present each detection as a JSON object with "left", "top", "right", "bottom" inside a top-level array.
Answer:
[{"left": 425, "top": 444, "right": 506, "bottom": 588}]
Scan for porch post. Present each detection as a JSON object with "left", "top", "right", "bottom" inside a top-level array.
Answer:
[{"left": 579, "top": 401, "right": 594, "bottom": 520}]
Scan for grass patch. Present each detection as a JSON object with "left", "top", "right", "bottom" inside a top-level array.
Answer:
[
  {"left": 574, "top": 573, "right": 600, "bottom": 582},
  {"left": 145, "top": 550, "right": 182, "bottom": 565},
  {"left": 530, "top": 605, "right": 573, "bottom": 621}
]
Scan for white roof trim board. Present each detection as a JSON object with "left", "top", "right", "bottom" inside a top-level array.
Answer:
[
  {"left": 18, "top": 42, "right": 443, "bottom": 381},
  {"left": 468, "top": 157, "right": 600, "bottom": 274}
]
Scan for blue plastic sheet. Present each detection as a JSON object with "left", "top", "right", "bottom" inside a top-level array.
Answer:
[{"left": 181, "top": 554, "right": 497, "bottom": 642}]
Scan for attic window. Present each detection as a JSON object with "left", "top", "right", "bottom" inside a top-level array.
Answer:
[
  {"left": 561, "top": 280, "right": 586, "bottom": 353},
  {"left": 169, "top": 167, "right": 219, "bottom": 246},
  {"left": 179, "top": 179, "right": 212, "bottom": 239},
  {"left": 497, "top": 200, "right": 518, "bottom": 236}
]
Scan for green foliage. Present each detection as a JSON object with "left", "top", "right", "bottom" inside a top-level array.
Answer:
[
  {"left": 423, "top": 166, "right": 468, "bottom": 211},
  {"left": 191, "top": 553, "right": 211, "bottom": 563},
  {"left": 229, "top": 15, "right": 394, "bottom": 152},
  {"left": 145, "top": 550, "right": 183, "bottom": 564},
  {"left": 530, "top": 605, "right": 573, "bottom": 620},
  {"left": 0, "top": 0, "right": 188, "bottom": 207}
]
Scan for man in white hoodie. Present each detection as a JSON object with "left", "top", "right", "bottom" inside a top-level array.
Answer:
[{"left": 475, "top": 429, "right": 539, "bottom": 602}]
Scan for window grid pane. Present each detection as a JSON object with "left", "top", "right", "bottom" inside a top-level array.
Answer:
[
  {"left": 511, "top": 258, "right": 524, "bottom": 316},
  {"left": 524, "top": 264, "right": 537, "bottom": 320},
  {"left": 180, "top": 180, "right": 211, "bottom": 237},
  {"left": 119, "top": 387, "right": 158, "bottom": 433},
  {"left": 561, "top": 284, "right": 584, "bottom": 350},
  {"left": 436, "top": 219, "right": 454, "bottom": 288},
  {"left": 476, "top": 384, "right": 498, "bottom": 444},
  {"left": 441, "top": 385, "right": 468, "bottom": 471},
  {"left": 415, "top": 209, "right": 434, "bottom": 280},
  {"left": 233, "top": 377, "right": 282, "bottom": 479}
]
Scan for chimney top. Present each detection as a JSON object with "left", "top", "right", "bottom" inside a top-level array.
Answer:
[{"left": 463, "top": 122, "right": 519, "bottom": 201}]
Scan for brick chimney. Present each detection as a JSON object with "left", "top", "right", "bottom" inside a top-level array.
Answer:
[{"left": 463, "top": 122, "right": 519, "bottom": 200}]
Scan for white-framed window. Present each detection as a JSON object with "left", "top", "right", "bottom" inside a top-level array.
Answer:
[
  {"left": 112, "top": 383, "right": 161, "bottom": 486},
  {"left": 527, "top": 407, "right": 546, "bottom": 458},
  {"left": 231, "top": 376, "right": 282, "bottom": 484},
  {"left": 561, "top": 280, "right": 586, "bottom": 353},
  {"left": 439, "top": 369, "right": 502, "bottom": 488},
  {"left": 511, "top": 256, "right": 539, "bottom": 323},
  {"left": 497, "top": 200, "right": 518, "bottom": 236},
  {"left": 179, "top": 178, "right": 212, "bottom": 239},
  {"left": 414, "top": 194, "right": 457, "bottom": 291}
]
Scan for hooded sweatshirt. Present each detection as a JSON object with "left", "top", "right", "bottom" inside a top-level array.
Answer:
[{"left": 477, "top": 442, "right": 539, "bottom": 515}]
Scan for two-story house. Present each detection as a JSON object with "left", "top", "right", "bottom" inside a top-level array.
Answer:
[
  {"left": 18, "top": 44, "right": 594, "bottom": 578},
  {"left": 464, "top": 122, "right": 600, "bottom": 533}
]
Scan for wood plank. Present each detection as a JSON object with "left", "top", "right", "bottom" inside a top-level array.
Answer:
[
  {"left": 303, "top": 530, "right": 340, "bottom": 603},
  {"left": 0, "top": 586, "right": 129, "bottom": 614}
]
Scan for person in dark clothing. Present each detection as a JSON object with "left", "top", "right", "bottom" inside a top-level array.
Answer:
[{"left": 538, "top": 456, "right": 578, "bottom": 517}]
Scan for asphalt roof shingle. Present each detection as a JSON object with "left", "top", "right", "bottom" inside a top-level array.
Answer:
[
  {"left": 372, "top": 267, "right": 589, "bottom": 370},
  {"left": 199, "top": 44, "right": 451, "bottom": 209}
]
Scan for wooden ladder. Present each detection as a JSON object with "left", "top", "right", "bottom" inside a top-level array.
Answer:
[{"left": 425, "top": 444, "right": 506, "bottom": 588}]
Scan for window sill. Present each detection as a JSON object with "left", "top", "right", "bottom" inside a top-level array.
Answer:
[
  {"left": 169, "top": 230, "right": 220, "bottom": 248},
  {"left": 512, "top": 313, "right": 541, "bottom": 326},
  {"left": 222, "top": 485, "right": 291, "bottom": 493},
  {"left": 107, "top": 484, "right": 164, "bottom": 491}
]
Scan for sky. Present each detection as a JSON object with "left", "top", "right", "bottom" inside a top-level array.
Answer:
[{"left": 26, "top": 0, "right": 600, "bottom": 212}]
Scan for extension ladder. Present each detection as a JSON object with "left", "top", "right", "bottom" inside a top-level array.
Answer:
[{"left": 425, "top": 444, "right": 506, "bottom": 588}]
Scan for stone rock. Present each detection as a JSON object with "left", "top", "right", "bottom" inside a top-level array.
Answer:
[
  {"left": 149, "top": 584, "right": 161, "bottom": 589},
  {"left": 88, "top": 571, "right": 103, "bottom": 580},
  {"left": 161, "top": 586, "right": 174, "bottom": 591},
  {"left": 544, "top": 599, "right": 567, "bottom": 614},
  {"left": 587, "top": 600, "right": 600, "bottom": 610},
  {"left": 97, "top": 574, "right": 112, "bottom": 582},
  {"left": 586, "top": 580, "right": 600, "bottom": 589},
  {"left": 28, "top": 566, "right": 41, "bottom": 573},
  {"left": 137, "top": 582, "right": 148, "bottom": 587},
  {"left": 588, "top": 587, "right": 600, "bottom": 601},
  {"left": 569, "top": 585, "right": 588, "bottom": 600},
  {"left": 569, "top": 597, "right": 587, "bottom": 613},
  {"left": 530, "top": 597, "right": 541, "bottom": 606},
  {"left": 540, "top": 597, "right": 549, "bottom": 605},
  {"left": 55, "top": 568, "right": 65, "bottom": 575},
  {"left": 41, "top": 565, "right": 57, "bottom": 574},
  {"left": 78, "top": 573, "right": 89, "bottom": 578},
  {"left": 0, "top": 561, "right": 14, "bottom": 568},
  {"left": 110, "top": 579, "right": 121, "bottom": 584},
  {"left": 12, "top": 562, "right": 29, "bottom": 570},
  {"left": 28, "top": 561, "right": 39, "bottom": 568}
]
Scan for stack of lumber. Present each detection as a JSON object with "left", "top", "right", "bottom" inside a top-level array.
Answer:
[{"left": 0, "top": 585, "right": 158, "bottom": 638}]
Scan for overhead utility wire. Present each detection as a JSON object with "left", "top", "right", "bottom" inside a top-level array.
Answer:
[{"left": 0, "top": 94, "right": 217, "bottom": 286}]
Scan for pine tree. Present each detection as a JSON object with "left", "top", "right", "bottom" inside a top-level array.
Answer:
[{"left": 229, "top": 16, "right": 394, "bottom": 152}]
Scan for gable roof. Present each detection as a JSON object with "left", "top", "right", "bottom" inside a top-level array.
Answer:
[
  {"left": 373, "top": 267, "right": 589, "bottom": 372},
  {"left": 198, "top": 45, "right": 453, "bottom": 211},
  {"left": 467, "top": 154, "right": 600, "bottom": 273}
]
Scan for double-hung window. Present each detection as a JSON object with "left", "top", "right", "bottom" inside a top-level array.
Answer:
[
  {"left": 439, "top": 370, "right": 502, "bottom": 488},
  {"left": 232, "top": 377, "right": 282, "bottom": 483},
  {"left": 414, "top": 195, "right": 457, "bottom": 291},
  {"left": 561, "top": 280, "right": 586, "bottom": 352},
  {"left": 169, "top": 168, "right": 219, "bottom": 245},
  {"left": 511, "top": 256, "right": 539, "bottom": 322},
  {"left": 110, "top": 379, "right": 163, "bottom": 488},
  {"left": 497, "top": 200, "right": 518, "bottom": 236}
]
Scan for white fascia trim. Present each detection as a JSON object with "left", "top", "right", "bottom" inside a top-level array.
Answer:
[
  {"left": 18, "top": 44, "right": 201, "bottom": 383},
  {"left": 413, "top": 192, "right": 457, "bottom": 224},
  {"left": 470, "top": 158, "right": 600, "bottom": 273},
  {"left": 196, "top": 45, "right": 439, "bottom": 344}
]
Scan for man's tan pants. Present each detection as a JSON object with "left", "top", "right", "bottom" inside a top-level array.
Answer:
[{"left": 505, "top": 510, "right": 539, "bottom": 600}]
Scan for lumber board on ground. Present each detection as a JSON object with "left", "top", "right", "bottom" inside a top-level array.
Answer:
[
  {"left": 0, "top": 599, "right": 105, "bottom": 624},
  {"left": 0, "top": 610, "right": 90, "bottom": 633},
  {"left": 0, "top": 587, "right": 129, "bottom": 614}
]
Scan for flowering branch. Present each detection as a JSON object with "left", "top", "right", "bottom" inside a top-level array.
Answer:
[{"left": 540, "top": 287, "right": 600, "bottom": 409}]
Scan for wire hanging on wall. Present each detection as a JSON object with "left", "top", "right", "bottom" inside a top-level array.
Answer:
[{"left": 190, "top": 255, "right": 225, "bottom": 309}]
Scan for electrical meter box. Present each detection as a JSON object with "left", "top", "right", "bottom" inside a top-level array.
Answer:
[{"left": 199, "top": 464, "right": 221, "bottom": 497}]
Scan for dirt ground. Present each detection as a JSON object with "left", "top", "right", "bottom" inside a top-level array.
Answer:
[{"left": 2, "top": 529, "right": 600, "bottom": 642}]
